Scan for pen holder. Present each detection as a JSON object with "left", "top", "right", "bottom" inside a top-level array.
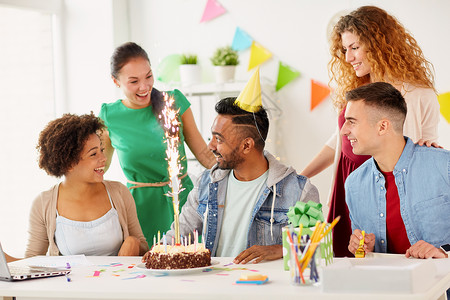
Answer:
[
  {"left": 282, "top": 226, "right": 333, "bottom": 271},
  {"left": 288, "top": 240, "right": 321, "bottom": 286}
]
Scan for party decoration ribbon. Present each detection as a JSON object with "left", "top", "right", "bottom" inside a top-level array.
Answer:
[
  {"left": 310, "top": 79, "right": 330, "bottom": 110},
  {"left": 248, "top": 41, "right": 272, "bottom": 71},
  {"left": 232, "top": 27, "right": 253, "bottom": 51},
  {"left": 287, "top": 200, "right": 324, "bottom": 227},
  {"left": 200, "top": 0, "right": 226, "bottom": 23},
  {"left": 276, "top": 61, "right": 301, "bottom": 91},
  {"left": 438, "top": 92, "right": 450, "bottom": 123}
]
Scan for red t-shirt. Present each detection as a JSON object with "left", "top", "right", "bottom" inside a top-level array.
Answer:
[{"left": 382, "top": 171, "right": 411, "bottom": 254}]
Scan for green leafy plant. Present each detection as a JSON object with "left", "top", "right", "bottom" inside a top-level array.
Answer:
[
  {"left": 210, "top": 46, "right": 239, "bottom": 66},
  {"left": 180, "top": 54, "right": 198, "bottom": 65}
]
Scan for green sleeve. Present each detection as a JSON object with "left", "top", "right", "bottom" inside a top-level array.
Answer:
[
  {"left": 171, "top": 89, "right": 191, "bottom": 115},
  {"left": 98, "top": 103, "right": 106, "bottom": 121},
  {"left": 98, "top": 103, "right": 108, "bottom": 126}
]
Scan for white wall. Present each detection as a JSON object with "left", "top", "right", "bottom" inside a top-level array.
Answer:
[
  {"left": 62, "top": 0, "right": 128, "bottom": 183},
  {"left": 2, "top": 0, "right": 449, "bottom": 256},
  {"left": 63, "top": 0, "right": 117, "bottom": 114},
  {"left": 0, "top": 2, "right": 60, "bottom": 257},
  {"left": 0, "top": 0, "right": 124, "bottom": 257},
  {"left": 125, "top": 0, "right": 450, "bottom": 213}
]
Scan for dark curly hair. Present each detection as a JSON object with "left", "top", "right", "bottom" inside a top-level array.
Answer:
[{"left": 37, "top": 113, "right": 105, "bottom": 177}]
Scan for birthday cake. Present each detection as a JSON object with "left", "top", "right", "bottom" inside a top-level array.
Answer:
[{"left": 143, "top": 244, "right": 211, "bottom": 270}]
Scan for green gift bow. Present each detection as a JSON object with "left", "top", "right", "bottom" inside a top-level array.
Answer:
[{"left": 287, "top": 200, "right": 324, "bottom": 227}]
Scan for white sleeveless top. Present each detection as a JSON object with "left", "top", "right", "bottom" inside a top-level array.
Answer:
[{"left": 54, "top": 187, "right": 123, "bottom": 256}]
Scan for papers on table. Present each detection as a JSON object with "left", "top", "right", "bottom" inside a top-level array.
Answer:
[{"left": 21, "top": 255, "right": 91, "bottom": 268}]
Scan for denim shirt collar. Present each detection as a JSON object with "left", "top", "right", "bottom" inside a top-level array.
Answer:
[{"left": 371, "top": 137, "right": 413, "bottom": 179}]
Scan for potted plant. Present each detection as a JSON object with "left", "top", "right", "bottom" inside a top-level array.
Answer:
[
  {"left": 179, "top": 54, "right": 201, "bottom": 86},
  {"left": 210, "top": 46, "right": 239, "bottom": 83}
]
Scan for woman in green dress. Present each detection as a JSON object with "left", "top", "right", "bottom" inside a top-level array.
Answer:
[{"left": 99, "top": 42, "right": 215, "bottom": 244}]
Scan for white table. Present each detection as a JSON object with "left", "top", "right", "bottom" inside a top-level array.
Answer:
[{"left": 0, "top": 256, "right": 449, "bottom": 300}]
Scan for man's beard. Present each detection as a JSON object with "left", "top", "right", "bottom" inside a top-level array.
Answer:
[{"left": 214, "top": 147, "right": 244, "bottom": 170}]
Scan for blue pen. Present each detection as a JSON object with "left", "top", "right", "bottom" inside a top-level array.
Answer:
[{"left": 65, "top": 273, "right": 71, "bottom": 282}]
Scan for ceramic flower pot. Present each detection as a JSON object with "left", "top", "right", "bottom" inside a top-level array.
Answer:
[
  {"left": 214, "top": 65, "right": 236, "bottom": 83},
  {"left": 179, "top": 64, "right": 201, "bottom": 86}
]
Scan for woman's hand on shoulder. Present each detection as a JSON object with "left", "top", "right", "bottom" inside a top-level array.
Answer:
[{"left": 417, "top": 139, "right": 442, "bottom": 148}]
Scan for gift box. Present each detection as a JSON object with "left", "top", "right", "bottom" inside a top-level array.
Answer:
[
  {"left": 322, "top": 255, "right": 437, "bottom": 293},
  {"left": 282, "top": 200, "right": 333, "bottom": 271}
]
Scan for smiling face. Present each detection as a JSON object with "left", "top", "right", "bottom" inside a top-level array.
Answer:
[
  {"left": 208, "top": 115, "right": 244, "bottom": 170},
  {"left": 340, "top": 100, "right": 380, "bottom": 156},
  {"left": 341, "top": 31, "right": 371, "bottom": 78},
  {"left": 113, "top": 56, "right": 154, "bottom": 109},
  {"left": 69, "top": 134, "right": 107, "bottom": 182}
]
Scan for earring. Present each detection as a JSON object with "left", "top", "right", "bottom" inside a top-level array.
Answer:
[{"left": 116, "top": 85, "right": 120, "bottom": 88}]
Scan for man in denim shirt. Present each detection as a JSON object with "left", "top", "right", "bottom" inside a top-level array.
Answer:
[
  {"left": 166, "top": 97, "right": 319, "bottom": 264},
  {"left": 342, "top": 82, "right": 449, "bottom": 259}
]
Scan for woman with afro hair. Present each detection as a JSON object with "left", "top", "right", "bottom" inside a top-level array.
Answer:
[{"left": 24, "top": 113, "right": 148, "bottom": 258}]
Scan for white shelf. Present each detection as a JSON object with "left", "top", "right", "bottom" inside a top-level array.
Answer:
[{"left": 179, "top": 81, "right": 247, "bottom": 97}]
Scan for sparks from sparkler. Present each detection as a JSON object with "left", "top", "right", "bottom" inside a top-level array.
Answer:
[{"left": 159, "top": 92, "right": 185, "bottom": 244}]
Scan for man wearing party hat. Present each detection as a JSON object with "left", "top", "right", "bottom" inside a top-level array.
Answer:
[{"left": 166, "top": 68, "right": 319, "bottom": 263}]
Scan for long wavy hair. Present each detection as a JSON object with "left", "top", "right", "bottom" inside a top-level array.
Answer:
[{"left": 328, "top": 6, "right": 435, "bottom": 111}]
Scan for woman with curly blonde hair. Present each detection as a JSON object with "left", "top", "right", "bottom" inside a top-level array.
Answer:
[{"left": 301, "top": 6, "right": 440, "bottom": 257}]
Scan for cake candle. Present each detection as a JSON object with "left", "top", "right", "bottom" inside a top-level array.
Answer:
[
  {"left": 163, "top": 234, "right": 167, "bottom": 253},
  {"left": 194, "top": 230, "right": 197, "bottom": 252}
]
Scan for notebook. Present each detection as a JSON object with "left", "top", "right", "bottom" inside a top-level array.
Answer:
[{"left": 0, "top": 242, "right": 71, "bottom": 281}]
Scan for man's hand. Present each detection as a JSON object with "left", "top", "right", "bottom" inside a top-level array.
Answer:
[
  {"left": 348, "top": 229, "right": 375, "bottom": 255},
  {"left": 233, "top": 245, "right": 282, "bottom": 264},
  {"left": 405, "top": 240, "right": 448, "bottom": 259},
  {"left": 118, "top": 236, "right": 140, "bottom": 256}
]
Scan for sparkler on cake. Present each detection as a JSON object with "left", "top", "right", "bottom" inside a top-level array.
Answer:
[
  {"left": 142, "top": 93, "right": 211, "bottom": 270},
  {"left": 159, "top": 93, "right": 184, "bottom": 244}
]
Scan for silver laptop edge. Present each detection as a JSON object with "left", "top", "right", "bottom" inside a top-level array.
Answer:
[{"left": 0, "top": 242, "right": 70, "bottom": 281}]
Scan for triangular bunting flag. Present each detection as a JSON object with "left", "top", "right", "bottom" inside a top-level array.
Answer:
[
  {"left": 235, "top": 67, "right": 262, "bottom": 112},
  {"left": 438, "top": 92, "right": 450, "bottom": 123},
  {"left": 248, "top": 41, "right": 272, "bottom": 71},
  {"left": 200, "top": 0, "right": 226, "bottom": 23},
  {"left": 276, "top": 62, "right": 301, "bottom": 91},
  {"left": 231, "top": 27, "right": 253, "bottom": 51},
  {"left": 310, "top": 79, "right": 330, "bottom": 110}
]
